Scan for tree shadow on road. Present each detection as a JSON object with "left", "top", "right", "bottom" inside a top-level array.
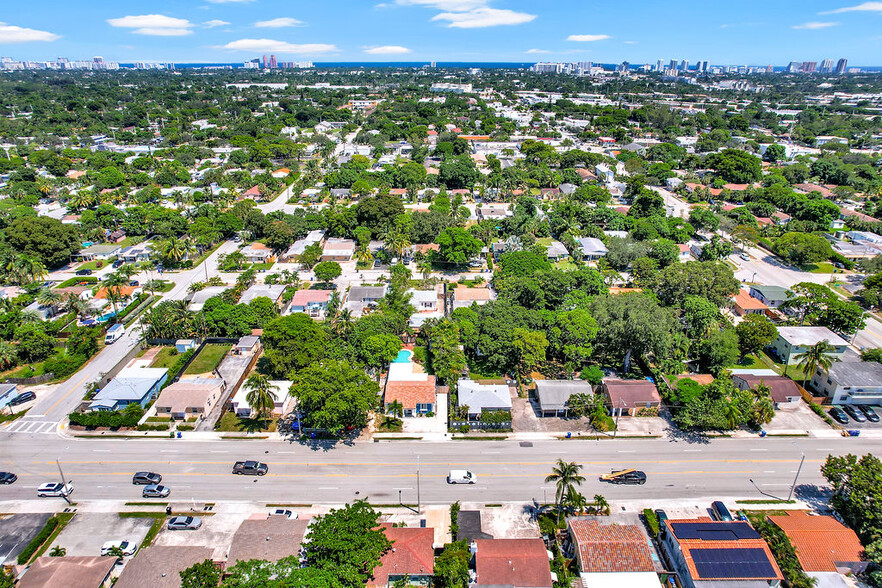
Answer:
[{"left": 793, "top": 483, "right": 833, "bottom": 513}]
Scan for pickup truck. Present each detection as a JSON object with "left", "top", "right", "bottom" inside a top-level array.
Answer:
[{"left": 232, "top": 461, "right": 268, "bottom": 476}]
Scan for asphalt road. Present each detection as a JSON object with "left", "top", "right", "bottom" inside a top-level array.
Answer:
[{"left": 0, "top": 435, "right": 867, "bottom": 506}]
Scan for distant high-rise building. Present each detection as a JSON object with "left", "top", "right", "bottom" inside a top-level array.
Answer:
[
  {"left": 696, "top": 60, "right": 709, "bottom": 72},
  {"left": 681, "top": 59, "right": 689, "bottom": 71},
  {"left": 800, "top": 61, "right": 817, "bottom": 73},
  {"left": 668, "top": 59, "right": 678, "bottom": 71},
  {"left": 262, "top": 54, "right": 268, "bottom": 68},
  {"left": 786, "top": 61, "right": 800, "bottom": 73},
  {"left": 269, "top": 54, "right": 278, "bottom": 69},
  {"left": 656, "top": 59, "right": 664, "bottom": 72},
  {"left": 820, "top": 59, "right": 834, "bottom": 73},
  {"left": 766, "top": 64, "right": 774, "bottom": 74},
  {"left": 835, "top": 58, "right": 848, "bottom": 74}
]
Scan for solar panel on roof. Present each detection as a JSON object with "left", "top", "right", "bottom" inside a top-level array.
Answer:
[
  {"left": 691, "top": 548, "right": 776, "bottom": 579},
  {"left": 670, "top": 522, "right": 761, "bottom": 540}
]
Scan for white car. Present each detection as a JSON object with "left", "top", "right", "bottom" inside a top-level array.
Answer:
[
  {"left": 447, "top": 470, "right": 477, "bottom": 484},
  {"left": 37, "top": 482, "right": 72, "bottom": 497},
  {"left": 268, "top": 509, "right": 298, "bottom": 519},
  {"left": 101, "top": 540, "right": 137, "bottom": 556}
]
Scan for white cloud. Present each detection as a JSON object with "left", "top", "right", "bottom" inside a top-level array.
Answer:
[
  {"left": 623, "top": 40, "right": 638, "bottom": 44},
  {"left": 203, "top": 19, "right": 230, "bottom": 28},
  {"left": 821, "top": 1, "right": 882, "bottom": 13},
  {"left": 0, "top": 22, "right": 60, "bottom": 43},
  {"left": 567, "top": 34, "right": 611, "bottom": 42},
  {"left": 792, "top": 21, "right": 838, "bottom": 29},
  {"left": 107, "top": 14, "right": 194, "bottom": 36},
  {"left": 363, "top": 45, "right": 412, "bottom": 54},
  {"left": 525, "top": 48, "right": 551, "bottom": 54},
  {"left": 396, "top": 0, "right": 488, "bottom": 9},
  {"left": 219, "top": 38, "right": 339, "bottom": 53},
  {"left": 432, "top": 7, "right": 535, "bottom": 28},
  {"left": 254, "top": 17, "right": 305, "bottom": 28}
]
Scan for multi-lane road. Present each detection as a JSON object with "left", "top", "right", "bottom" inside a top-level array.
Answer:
[{"left": 0, "top": 435, "right": 866, "bottom": 506}]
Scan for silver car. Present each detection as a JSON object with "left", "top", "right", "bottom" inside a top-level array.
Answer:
[
  {"left": 167, "top": 516, "right": 202, "bottom": 530},
  {"left": 142, "top": 484, "right": 170, "bottom": 498}
]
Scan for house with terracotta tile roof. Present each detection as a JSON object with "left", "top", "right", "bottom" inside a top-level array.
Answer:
[
  {"left": 766, "top": 511, "right": 865, "bottom": 574},
  {"left": 452, "top": 286, "right": 492, "bottom": 310},
  {"left": 367, "top": 526, "right": 435, "bottom": 588},
  {"left": 731, "top": 289, "right": 768, "bottom": 316},
  {"left": 473, "top": 538, "right": 554, "bottom": 588},
  {"left": 661, "top": 519, "right": 783, "bottom": 588},
  {"left": 567, "top": 519, "right": 656, "bottom": 573},
  {"left": 384, "top": 377, "right": 437, "bottom": 417},
  {"left": 242, "top": 185, "right": 261, "bottom": 199}
]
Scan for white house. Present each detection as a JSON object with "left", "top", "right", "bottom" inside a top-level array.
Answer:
[
  {"left": 810, "top": 361, "right": 882, "bottom": 405},
  {"left": 770, "top": 327, "right": 849, "bottom": 365}
]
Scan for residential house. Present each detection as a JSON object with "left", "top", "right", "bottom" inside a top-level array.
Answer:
[
  {"left": 232, "top": 379, "right": 293, "bottom": 418},
  {"left": 367, "top": 526, "right": 435, "bottom": 588},
  {"left": 345, "top": 285, "right": 387, "bottom": 317},
  {"left": 153, "top": 377, "right": 226, "bottom": 421},
  {"left": 187, "top": 286, "right": 228, "bottom": 311},
  {"left": 280, "top": 230, "right": 325, "bottom": 262},
  {"left": 601, "top": 379, "right": 661, "bottom": 415},
  {"left": 731, "top": 289, "right": 768, "bottom": 316},
  {"left": 535, "top": 380, "right": 592, "bottom": 417},
  {"left": 567, "top": 519, "right": 659, "bottom": 588},
  {"left": 240, "top": 242, "right": 273, "bottom": 264},
  {"left": 287, "top": 289, "right": 333, "bottom": 318},
  {"left": 546, "top": 240, "right": 570, "bottom": 261},
  {"left": 457, "top": 379, "right": 512, "bottom": 419},
  {"left": 476, "top": 206, "right": 512, "bottom": 221},
  {"left": 472, "top": 538, "right": 554, "bottom": 588},
  {"left": 239, "top": 284, "right": 286, "bottom": 306},
  {"left": 596, "top": 164, "right": 615, "bottom": 183},
  {"left": 75, "top": 243, "right": 121, "bottom": 262},
  {"left": 767, "top": 511, "right": 866, "bottom": 574},
  {"left": 678, "top": 243, "right": 692, "bottom": 261},
  {"left": 18, "top": 556, "right": 116, "bottom": 588},
  {"left": 748, "top": 285, "right": 791, "bottom": 309},
  {"left": 119, "top": 243, "right": 153, "bottom": 263},
  {"left": 321, "top": 238, "right": 355, "bottom": 262},
  {"left": 452, "top": 286, "right": 493, "bottom": 310},
  {"left": 227, "top": 516, "right": 310, "bottom": 567},
  {"left": 661, "top": 519, "right": 783, "bottom": 588},
  {"left": 233, "top": 335, "right": 262, "bottom": 357},
  {"left": 23, "top": 299, "right": 57, "bottom": 321},
  {"left": 408, "top": 288, "right": 443, "bottom": 329},
  {"left": 732, "top": 374, "right": 802, "bottom": 409},
  {"left": 88, "top": 367, "right": 168, "bottom": 412},
  {"left": 809, "top": 361, "right": 882, "bottom": 405},
  {"left": 770, "top": 327, "right": 848, "bottom": 366},
  {"left": 0, "top": 383, "right": 18, "bottom": 411},
  {"left": 115, "top": 546, "right": 216, "bottom": 588},
  {"left": 578, "top": 237, "right": 609, "bottom": 261},
  {"left": 385, "top": 351, "right": 436, "bottom": 416}
]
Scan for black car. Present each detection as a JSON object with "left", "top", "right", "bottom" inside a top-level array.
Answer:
[
  {"left": 9, "top": 391, "right": 36, "bottom": 406},
  {"left": 843, "top": 405, "right": 867, "bottom": 423},
  {"left": 129, "top": 280, "right": 139, "bottom": 287},
  {"left": 0, "top": 472, "right": 17, "bottom": 485},
  {"left": 132, "top": 472, "right": 162, "bottom": 485},
  {"left": 112, "top": 260, "right": 124, "bottom": 269},
  {"left": 75, "top": 269, "right": 93, "bottom": 276},
  {"left": 711, "top": 501, "right": 733, "bottom": 521},
  {"left": 829, "top": 406, "right": 850, "bottom": 425},
  {"left": 605, "top": 470, "right": 647, "bottom": 485},
  {"left": 860, "top": 405, "right": 880, "bottom": 423}
]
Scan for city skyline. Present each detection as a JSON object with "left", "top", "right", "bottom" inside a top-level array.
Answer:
[{"left": 3, "top": 0, "right": 882, "bottom": 64}]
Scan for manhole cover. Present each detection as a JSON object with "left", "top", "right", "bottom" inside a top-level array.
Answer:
[{"left": 519, "top": 442, "right": 533, "bottom": 448}]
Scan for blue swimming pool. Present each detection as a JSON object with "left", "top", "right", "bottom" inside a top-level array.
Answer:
[{"left": 392, "top": 349, "right": 413, "bottom": 363}]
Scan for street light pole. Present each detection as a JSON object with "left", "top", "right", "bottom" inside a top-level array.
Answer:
[
  {"left": 56, "top": 458, "right": 72, "bottom": 506},
  {"left": 416, "top": 455, "right": 421, "bottom": 512},
  {"left": 788, "top": 452, "right": 806, "bottom": 502}
]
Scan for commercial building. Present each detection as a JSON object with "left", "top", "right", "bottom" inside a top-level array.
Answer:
[
  {"left": 809, "top": 361, "right": 882, "bottom": 405},
  {"left": 770, "top": 327, "right": 848, "bottom": 366}
]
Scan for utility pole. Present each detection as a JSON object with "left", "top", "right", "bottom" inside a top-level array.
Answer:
[
  {"left": 788, "top": 452, "right": 806, "bottom": 502},
  {"left": 56, "top": 459, "right": 72, "bottom": 506},
  {"left": 416, "top": 455, "right": 421, "bottom": 512}
]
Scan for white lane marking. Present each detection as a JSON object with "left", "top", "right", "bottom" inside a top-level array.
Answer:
[
  {"left": 393, "top": 487, "right": 414, "bottom": 490},
  {"left": 764, "top": 470, "right": 776, "bottom": 473},
  {"left": 684, "top": 449, "right": 702, "bottom": 452},
  {"left": 209, "top": 451, "right": 228, "bottom": 453},
  {"left": 618, "top": 450, "right": 636, "bottom": 453},
  {"left": 749, "top": 449, "right": 768, "bottom": 452},
  {"left": 93, "top": 449, "right": 111, "bottom": 453},
  {"left": 318, "top": 487, "right": 339, "bottom": 490},
  {"left": 160, "top": 450, "right": 178, "bottom": 453}
]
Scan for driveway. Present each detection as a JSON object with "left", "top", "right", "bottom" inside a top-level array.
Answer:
[
  {"left": 153, "top": 513, "right": 244, "bottom": 560},
  {"left": 0, "top": 513, "right": 51, "bottom": 564},
  {"left": 764, "top": 403, "right": 831, "bottom": 433},
  {"left": 51, "top": 514, "right": 154, "bottom": 557}
]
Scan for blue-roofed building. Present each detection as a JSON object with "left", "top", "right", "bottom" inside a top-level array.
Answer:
[
  {"left": 88, "top": 367, "right": 168, "bottom": 412},
  {"left": 661, "top": 519, "right": 783, "bottom": 588}
]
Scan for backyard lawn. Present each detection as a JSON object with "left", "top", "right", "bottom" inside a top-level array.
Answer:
[
  {"left": 184, "top": 344, "right": 229, "bottom": 375},
  {"left": 148, "top": 347, "right": 182, "bottom": 370},
  {"left": 215, "top": 411, "right": 277, "bottom": 433}
]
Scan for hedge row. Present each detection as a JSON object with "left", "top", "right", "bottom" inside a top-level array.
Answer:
[
  {"left": 69, "top": 404, "right": 144, "bottom": 428},
  {"left": 17, "top": 516, "right": 60, "bottom": 564}
]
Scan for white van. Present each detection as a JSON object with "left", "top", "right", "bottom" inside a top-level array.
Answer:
[
  {"left": 104, "top": 323, "right": 125, "bottom": 345},
  {"left": 447, "top": 470, "right": 476, "bottom": 484}
]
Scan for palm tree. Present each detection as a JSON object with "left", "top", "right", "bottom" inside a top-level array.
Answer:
[
  {"left": 384, "top": 229, "right": 412, "bottom": 260},
  {"left": 21, "top": 257, "right": 47, "bottom": 285},
  {"left": 724, "top": 401, "right": 742, "bottom": 430},
  {"left": 0, "top": 341, "right": 16, "bottom": 370},
  {"left": 793, "top": 340, "right": 837, "bottom": 388},
  {"left": 62, "top": 293, "right": 90, "bottom": 318},
  {"left": 355, "top": 244, "right": 374, "bottom": 266},
  {"left": 417, "top": 258, "right": 433, "bottom": 283},
  {"left": 49, "top": 546, "right": 66, "bottom": 557},
  {"left": 245, "top": 374, "right": 279, "bottom": 430},
  {"left": 161, "top": 237, "right": 195, "bottom": 266},
  {"left": 387, "top": 400, "right": 404, "bottom": 418},
  {"left": 544, "top": 459, "right": 586, "bottom": 523},
  {"left": 593, "top": 494, "right": 610, "bottom": 515},
  {"left": 36, "top": 288, "right": 62, "bottom": 309},
  {"left": 102, "top": 272, "right": 128, "bottom": 316}
]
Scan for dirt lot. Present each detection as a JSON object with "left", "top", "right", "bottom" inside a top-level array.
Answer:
[{"left": 51, "top": 514, "right": 154, "bottom": 557}]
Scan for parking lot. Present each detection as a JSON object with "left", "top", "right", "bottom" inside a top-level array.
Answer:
[
  {"left": 827, "top": 405, "right": 882, "bottom": 430},
  {"left": 152, "top": 513, "right": 244, "bottom": 560},
  {"left": 50, "top": 514, "right": 154, "bottom": 557},
  {"left": 0, "top": 513, "right": 52, "bottom": 565},
  {"left": 763, "top": 403, "right": 830, "bottom": 432}
]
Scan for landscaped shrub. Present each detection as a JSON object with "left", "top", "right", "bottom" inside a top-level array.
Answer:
[
  {"left": 69, "top": 404, "right": 144, "bottom": 428},
  {"left": 643, "top": 508, "right": 660, "bottom": 537},
  {"left": 17, "top": 516, "right": 60, "bottom": 564},
  {"left": 136, "top": 423, "right": 169, "bottom": 431}
]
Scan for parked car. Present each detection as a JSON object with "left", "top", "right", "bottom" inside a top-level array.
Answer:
[
  {"left": 739, "top": 252, "right": 750, "bottom": 261},
  {"left": 843, "top": 405, "right": 867, "bottom": 423},
  {"left": 860, "top": 405, "right": 880, "bottom": 422},
  {"left": 711, "top": 501, "right": 733, "bottom": 521},
  {"left": 142, "top": 484, "right": 170, "bottom": 498},
  {"left": 129, "top": 280, "right": 139, "bottom": 287},
  {"left": 268, "top": 509, "right": 297, "bottom": 519},
  {"left": 232, "top": 461, "right": 268, "bottom": 476},
  {"left": 9, "top": 391, "right": 36, "bottom": 406},
  {"left": 829, "top": 406, "right": 850, "bottom": 425},
  {"left": 37, "top": 482, "right": 72, "bottom": 497},
  {"left": 101, "top": 540, "right": 137, "bottom": 556},
  {"left": 600, "top": 470, "right": 647, "bottom": 485},
  {"left": 75, "top": 269, "right": 93, "bottom": 276},
  {"left": 447, "top": 470, "right": 477, "bottom": 484},
  {"left": 654, "top": 509, "right": 668, "bottom": 523},
  {"left": 112, "top": 260, "right": 124, "bottom": 269},
  {"left": 132, "top": 472, "right": 162, "bottom": 485},
  {"left": 167, "top": 516, "right": 202, "bottom": 530},
  {"left": 0, "top": 472, "right": 17, "bottom": 485}
]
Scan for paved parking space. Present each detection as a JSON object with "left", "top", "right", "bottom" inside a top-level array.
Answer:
[
  {"left": 152, "top": 513, "right": 245, "bottom": 560},
  {"left": 831, "top": 406, "right": 882, "bottom": 430},
  {"left": 51, "top": 514, "right": 154, "bottom": 557},
  {"left": 0, "top": 513, "right": 51, "bottom": 564},
  {"left": 764, "top": 403, "right": 831, "bottom": 432}
]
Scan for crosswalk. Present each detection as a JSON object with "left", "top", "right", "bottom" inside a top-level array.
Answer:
[{"left": 1, "top": 420, "right": 57, "bottom": 434}]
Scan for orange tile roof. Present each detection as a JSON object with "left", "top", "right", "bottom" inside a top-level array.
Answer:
[
  {"left": 767, "top": 511, "right": 864, "bottom": 572},
  {"left": 733, "top": 289, "right": 768, "bottom": 311},
  {"left": 475, "top": 539, "right": 553, "bottom": 588},
  {"left": 385, "top": 376, "right": 436, "bottom": 410},
  {"left": 367, "top": 527, "right": 435, "bottom": 587},
  {"left": 95, "top": 285, "right": 138, "bottom": 300},
  {"left": 569, "top": 520, "right": 655, "bottom": 573},
  {"left": 453, "top": 287, "right": 491, "bottom": 301}
]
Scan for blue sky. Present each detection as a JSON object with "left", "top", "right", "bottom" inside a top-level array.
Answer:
[{"left": 3, "top": 0, "right": 882, "bottom": 64}]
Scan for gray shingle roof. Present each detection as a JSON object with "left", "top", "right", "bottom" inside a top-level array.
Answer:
[
  {"left": 457, "top": 379, "right": 511, "bottom": 414},
  {"left": 535, "top": 380, "right": 592, "bottom": 412},
  {"left": 828, "top": 361, "right": 882, "bottom": 387}
]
